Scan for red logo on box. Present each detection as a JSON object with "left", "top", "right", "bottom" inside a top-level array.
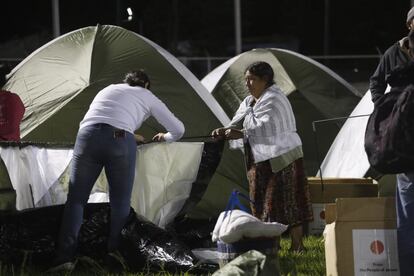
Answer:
[
  {"left": 319, "top": 210, "right": 325, "bottom": 220},
  {"left": 370, "top": 240, "right": 384, "bottom": 255}
]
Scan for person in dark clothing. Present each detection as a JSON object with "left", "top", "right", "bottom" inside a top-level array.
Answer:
[
  {"left": 0, "top": 64, "right": 25, "bottom": 141},
  {"left": 369, "top": 7, "right": 414, "bottom": 276},
  {"left": 370, "top": 7, "right": 414, "bottom": 103}
]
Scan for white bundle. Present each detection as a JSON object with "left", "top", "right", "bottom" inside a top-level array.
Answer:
[{"left": 212, "top": 209, "right": 288, "bottom": 243}]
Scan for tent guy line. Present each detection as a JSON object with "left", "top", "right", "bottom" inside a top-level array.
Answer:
[
  {"left": 312, "top": 113, "right": 371, "bottom": 187},
  {"left": 137, "top": 135, "right": 216, "bottom": 145},
  {"left": 311, "top": 114, "right": 372, "bottom": 132}
]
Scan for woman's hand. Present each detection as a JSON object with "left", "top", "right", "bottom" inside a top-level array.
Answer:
[
  {"left": 134, "top": 134, "right": 145, "bottom": 144},
  {"left": 152, "top": 132, "right": 166, "bottom": 142},
  {"left": 224, "top": 128, "right": 244, "bottom": 140},
  {"left": 211, "top": 127, "right": 226, "bottom": 140}
]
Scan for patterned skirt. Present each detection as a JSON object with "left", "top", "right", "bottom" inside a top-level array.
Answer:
[{"left": 245, "top": 143, "right": 313, "bottom": 226}]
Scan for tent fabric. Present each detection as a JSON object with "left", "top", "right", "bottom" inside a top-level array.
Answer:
[
  {"left": 3, "top": 27, "right": 363, "bottom": 219},
  {"left": 319, "top": 88, "right": 398, "bottom": 179},
  {"left": 319, "top": 91, "right": 373, "bottom": 178},
  {"left": 203, "top": 49, "right": 296, "bottom": 118},
  {"left": 0, "top": 142, "right": 206, "bottom": 227},
  {"left": 131, "top": 142, "right": 204, "bottom": 227},
  {"left": 0, "top": 146, "right": 72, "bottom": 210},
  {"left": 36, "top": 162, "right": 109, "bottom": 207},
  {"left": 139, "top": 36, "right": 230, "bottom": 126},
  {"left": 188, "top": 145, "right": 248, "bottom": 218},
  {"left": 3, "top": 24, "right": 237, "bottom": 219},
  {"left": 201, "top": 48, "right": 362, "bottom": 176},
  {"left": 4, "top": 24, "right": 229, "bottom": 142}
]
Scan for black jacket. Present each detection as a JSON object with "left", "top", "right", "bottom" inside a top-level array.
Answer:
[
  {"left": 364, "top": 84, "right": 414, "bottom": 173},
  {"left": 369, "top": 39, "right": 412, "bottom": 103}
]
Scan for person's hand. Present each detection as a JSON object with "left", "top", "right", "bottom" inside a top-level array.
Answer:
[
  {"left": 152, "top": 133, "right": 166, "bottom": 142},
  {"left": 211, "top": 127, "right": 226, "bottom": 140},
  {"left": 134, "top": 134, "right": 145, "bottom": 144},
  {"left": 224, "top": 128, "right": 244, "bottom": 140}
]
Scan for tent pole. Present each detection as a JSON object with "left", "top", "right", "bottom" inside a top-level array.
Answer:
[
  {"left": 51, "top": 0, "right": 60, "bottom": 38},
  {"left": 312, "top": 122, "right": 324, "bottom": 191},
  {"left": 323, "top": 0, "right": 330, "bottom": 64},
  {"left": 234, "top": 0, "right": 242, "bottom": 55}
]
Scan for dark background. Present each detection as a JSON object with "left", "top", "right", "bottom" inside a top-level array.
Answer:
[{"left": 0, "top": 0, "right": 412, "bottom": 84}]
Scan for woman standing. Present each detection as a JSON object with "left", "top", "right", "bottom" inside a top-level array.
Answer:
[{"left": 212, "top": 61, "right": 313, "bottom": 251}]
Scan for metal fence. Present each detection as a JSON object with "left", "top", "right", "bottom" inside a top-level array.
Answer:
[
  {"left": 2, "top": 55, "right": 381, "bottom": 93},
  {"left": 178, "top": 54, "right": 379, "bottom": 80}
]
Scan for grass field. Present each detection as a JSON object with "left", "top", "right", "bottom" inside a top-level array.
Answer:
[
  {"left": 279, "top": 235, "right": 325, "bottom": 276},
  {"left": 0, "top": 235, "right": 325, "bottom": 275}
]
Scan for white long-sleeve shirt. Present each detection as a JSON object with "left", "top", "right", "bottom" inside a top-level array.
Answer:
[{"left": 80, "top": 83, "right": 185, "bottom": 142}]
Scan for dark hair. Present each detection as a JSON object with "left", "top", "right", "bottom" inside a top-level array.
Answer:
[
  {"left": 245, "top": 61, "right": 275, "bottom": 87},
  {"left": 0, "top": 63, "right": 10, "bottom": 87},
  {"left": 123, "top": 69, "right": 151, "bottom": 89}
]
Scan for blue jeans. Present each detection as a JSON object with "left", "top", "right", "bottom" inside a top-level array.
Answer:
[
  {"left": 56, "top": 123, "right": 136, "bottom": 261},
  {"left": 396, "top": 171, "right": 414, "bottom": 276}
]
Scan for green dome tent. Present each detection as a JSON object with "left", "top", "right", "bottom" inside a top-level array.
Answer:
[
  {"left": 1, "top": 29, "right": 362, "bottom": 219},
  {"left": 2, "top": 25, "right": 249, "bottom": 218},
  {"left": 189, "top": 48, "right": 364, "bottom": 218},
  {"left": 4, "top": 24, "right": 229, "bottom": 141},
  {"left": 201, "top": 48, "right": 362, "bottom": 176},
  {"left": 319, "top": 89, "right": 396, "bottom": 196}
]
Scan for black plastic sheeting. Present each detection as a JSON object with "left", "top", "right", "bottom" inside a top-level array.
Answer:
[
  {"left": 166, "top": 216, "right": 218, "bottom": 250},
  {"left": 174, "top": 140, "right": 224, "bottom": 218},
  {"left": 0, "top": 203, "right": 216, "bottom": 273},
  {"left": 121, "top": 210, "right": 196, "bottom": 272}
]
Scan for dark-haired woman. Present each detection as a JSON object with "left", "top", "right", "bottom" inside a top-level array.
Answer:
[
  {"left": 50, "top": 70, "right": 184, "bottom": 271},
  {"left": 212, "top": 61, "right": 313, "bottom": 251}
]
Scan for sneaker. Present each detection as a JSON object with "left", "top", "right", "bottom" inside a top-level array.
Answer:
[{"left": 45, "top": 261, "right": 75, "bottom": 273}]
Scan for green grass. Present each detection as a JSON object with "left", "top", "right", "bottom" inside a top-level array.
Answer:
[
  {"left": 278, "top": 235, "right": 325, "bottom": 276},
  {"left": 0, "top": 235, "right": 326, "bottom": 276}
]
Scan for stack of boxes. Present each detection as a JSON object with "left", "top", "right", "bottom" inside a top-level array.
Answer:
[
  {"left": 324, "top": 197, "right": 399, "bottom": 276},
  {"left": 306, "top": 177, "right": 400, "bottom": 275},
  {"left": 307, "top": 177, "right": 378, "bottom": 235}
]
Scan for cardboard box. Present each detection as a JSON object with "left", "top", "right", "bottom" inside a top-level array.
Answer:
[
  {"left": 324, "top": 197, "right": 399, "bottom": 276},
  {"left": 307, "top": 178, "right": 378, "bottom": 235},
  {"left": 308, "top": 203, "right": 326, "bottom": 235},
  {"left": 377, "top": 175, "right": 396, "bottom": 197},
  {"left": 308, "top": 177, "right": 377, "bottom": 203}
]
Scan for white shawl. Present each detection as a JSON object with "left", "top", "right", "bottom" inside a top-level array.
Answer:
[{"left": 228, "top": 85, "right": 303, "bottom": 163}]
